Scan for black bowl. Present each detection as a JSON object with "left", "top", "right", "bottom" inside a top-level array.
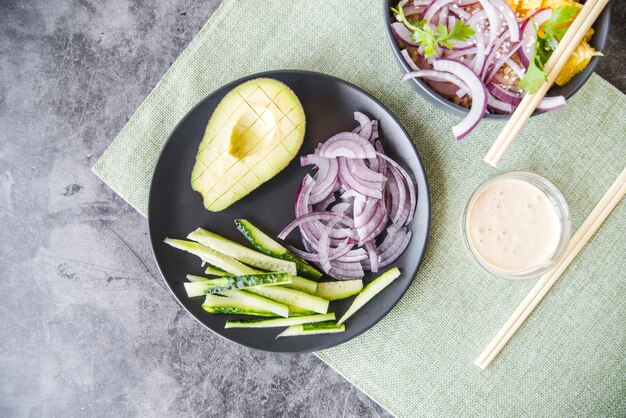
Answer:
[{"left": 383, "top": 0, "right": 611, "bottom": 119}]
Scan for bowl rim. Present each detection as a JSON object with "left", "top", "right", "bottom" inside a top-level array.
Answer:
[{"left": 382, "top": 0, "right": 612, "bottom": 120}]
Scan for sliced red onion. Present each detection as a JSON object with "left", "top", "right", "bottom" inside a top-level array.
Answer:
[
  {"left": 438, "top": 5, "right": 449, "bottom": 25},
  {"left": 433, "top": 59, "right": 487, "bottom": 140},
  {"left": 377, "top": 153, "right": 416, "bottom": 225},
  {"left": 531, "top": 8, "right": 553, "bottom": 24},
  {"left": 378, "top": 226, "right": 402, "bottom": 253},
  {"left": 391, "top": 22, "right": 420, "bottom": 48},
  {"left": 485, "top": 42, "right": 521, "bottom": 83},
  {"left": 465, "top": 9, "right": 487, "bottom": 31},
  {"left": 374, "top": 141, "right": 387, "bottom": 178},
  {"left": 480, "top": 29, "right": 510, "bottom": 80},
  {"left": 472, "top": 29, "right": 487, "bottom": 75},
  {"left": 358, "top": 203, "right": 388, "bottom": 245},
  {"left": 403, "top": 4, "right": 425, "bottom": 16},
  {"left": 445, "top": 47, "right": 478, "bottom": 59},
  {"left": 519, "top": 19, "right": 536, "bottom": 68},
  {"left": 335, "top": 249, "right": 368, "bottom": 263},
  {"left": 487, "top": 92, "right": 514, "bottom": 113},
  {"left": 314, "top": 194, "right": 336, "bottom": 211},
  {"left": 329, "top": 260, "right": 365, "bottom": 280},
  {"left": 487, "top": 82, "right": 522, "bottom": 105},
  {"left": 338, "top": 158, "right": 383, "bottom": 199},
  {"left": 286, "top": 113, "right": 417, "bottom": 279},
  {"left": 288, "top": 238, "right": 355, "bottom": 263},
  {"left": 354, "top": 198, "right": 379, "bottom": 229},
  {"left": 365, "top": 242, "right": 379, "bottom": 273},
  {"left": 353, "top": 111, "right": 372, "bottom": 140},
  {"left": 302, "top": 154, "right": 340, "bottom": 203},
  {"left": 319, "top": 132, "right": 377, "bottom": 159},
  {"left": 317, "top": 219, "right": 339, "bottom": 271},
  {"left": 378, "top": 230, "right": 412, "bottom": 268},
  {"left": 279, "top": 211, "right": 343, "bottom": 240},
  {"left": 346, "top": 158, "right": 386, "bottom": 183},
  {"left": 449, "top": 3, "right": 471, "bottom": 20},
  {"left": 477, "top": 0, "right": 502, "bottom": 48},
  {"left": 447, "top": 15, "right": 458, "bottom": 32},
  {"left": 385, "top": 165, "right": 407, "bottom": 226},
  {"left": 331, "top": 202, "right": 352, "bottom": 214},
  {"left": 490, "top": 0, "right": 520, "bottom": 42},
  {"left": 537, "top": 95, "right": 566, "bottom": 112},
  {"left": 402, "top": 70, "right": 470, "bottom": 93}
]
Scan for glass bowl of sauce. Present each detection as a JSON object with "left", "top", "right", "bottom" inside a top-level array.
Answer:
[{"left": 462, "top": 171, "right": 571, "bottom": 280}]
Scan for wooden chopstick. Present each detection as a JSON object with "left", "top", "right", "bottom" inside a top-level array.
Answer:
[
  {"left": 484, "top": 0, "right": 610, "bottom": 167},
  {"left": 475, "top": 168, "right": 626, "bottom": 369}
]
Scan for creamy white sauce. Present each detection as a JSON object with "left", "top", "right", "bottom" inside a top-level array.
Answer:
[{"left": 466, "top": 178, "right": 561, "bottom": 272}]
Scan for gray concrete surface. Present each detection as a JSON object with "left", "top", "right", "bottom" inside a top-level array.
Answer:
[{"left": 0, "top": 0, "right": 624, "bottom": 417}]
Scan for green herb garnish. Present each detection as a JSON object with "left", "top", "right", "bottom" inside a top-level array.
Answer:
[
  {"left": 519, "top": 24, "right": 548, "bottom": 94},
  {"left": 391, "top": 2, "right": 474, "bottom": 58},
  {"left": 520, "top": 6, "right": 579, "bottom": 94},
  {"left": 540, "top": 5, "right": 579, "bottom": 48}
]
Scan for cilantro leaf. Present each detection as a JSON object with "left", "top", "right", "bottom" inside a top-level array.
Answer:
[
  {"left": 391, "top": 2, "right": 475, "bottom": 59},
  {"left": 541, "top": 5, "right": 579, "bottom": 43},
  {"left": 519, "top": 37, "right": 547, "bottom": 94}
]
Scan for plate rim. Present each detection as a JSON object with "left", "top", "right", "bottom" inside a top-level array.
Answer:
[{"left": 147, "top": 69, "right": 431, "bottom": 353}]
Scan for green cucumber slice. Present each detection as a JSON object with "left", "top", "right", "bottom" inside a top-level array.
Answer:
[
  {"left": 286, "top": 304, "right": 316, "bottom": 317},
  {"left": 277, "top": 321, "right": 345, "bottom": 337},
  {"left": 337, "top": 267, "right": 401, "bottom": 325},
  {"left": 188, "top": 228, "right": 297, "bottom": 275},
  {"left": 315, "top": 280, "right": 363, "bottom": 300},
  {"left": 184, "top": 273, "right": 291, "bottom": 297},
  {"left": 204, "top": 265, "right": 230, "bottom": 276},
  {"left": 234, "top": 219, "right": 322, "bottom": 280},
  {"left": 164, "top": 238, "right": 256, "bottom": 275},
  {"left": 218, "top": 289, "right": 289, "bottom": 318},
  {"left": 202, "top": 295, "right": 277, "bottom": 316},
  {"left": 283, "top": 276, "right": 317, "bottom": 294},
  {"left": 225, "top": 313, "right": 335, "bottom": 329},
  {"left": 247, "top": 285, "right": 329, "bottom": 314}
]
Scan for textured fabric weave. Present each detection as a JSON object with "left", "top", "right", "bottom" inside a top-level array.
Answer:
[{"left": 93, "top": 1, "right": 626, "bottom": 416}]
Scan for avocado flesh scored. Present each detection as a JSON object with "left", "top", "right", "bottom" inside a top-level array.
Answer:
[{"left": 191, "top": 78, "right": 306, "bottom": 212}]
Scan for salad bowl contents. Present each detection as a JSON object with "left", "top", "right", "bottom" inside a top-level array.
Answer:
[
  {"left": 148, "top": 71, "right": 430, "bottom": 352},
  {"left": 386, "top": 0, "right": 609, "bottom": 139}
]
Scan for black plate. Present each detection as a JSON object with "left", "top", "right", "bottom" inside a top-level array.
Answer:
[{"left": 148, "top": 70, "right": 430, "bottom": 352}]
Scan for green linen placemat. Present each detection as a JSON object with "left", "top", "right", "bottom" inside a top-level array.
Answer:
[{"left": 93, "top": 1, "right": 626, "bottom": 416}]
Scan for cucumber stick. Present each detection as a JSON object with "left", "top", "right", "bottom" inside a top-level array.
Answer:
[
  {"left": 184, "top": 273, "right": 292, "bottom": 297},
  {"left": 164, "top": 238, "right": 256, "bottom": 275},
  {"left": 204, "top": 265, "right": 230, "bottom": 276},
  {"left": 202, "top": 295, "right": 276, "bottom": 316},
  {"left": 338, "top": 267, "right": 401, "bottom": 325},
  {"left": 218, "top": 289, "right": 289, "bottom": 318},
  {"left": 234, "top": 219, "right": 322, "bottom": 280},
  {"left": 277, "top": 321, "right": 345, "bottom": 337},
  {"left": 287, "top": 304, "right": 316, "bottom": 317},
  {"left": 247, "top": 286, "right": 329, "bottom": 314},
  {"left": 225, "top": 313, "right": 335, "bottom": 329},
  {"left": 188, "top": 228, "right": 297, "bottom": 275},
  {"left": 315, "top": 280, "right": 363, "bottom": 300},
  {"left": 283, "top": 276, "right": 317, "bottom": 294}
]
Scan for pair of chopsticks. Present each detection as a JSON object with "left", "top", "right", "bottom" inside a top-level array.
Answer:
[
  {"left": 484, "top": 0, "right": 610, "bottom": 167},
  {"left": 475, "top": 168, "right": 626, "bottom": 369}
]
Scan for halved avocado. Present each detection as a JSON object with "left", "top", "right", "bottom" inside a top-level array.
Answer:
[{"left": 191, "top": 78, "right": 306, "bottom": 211}]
